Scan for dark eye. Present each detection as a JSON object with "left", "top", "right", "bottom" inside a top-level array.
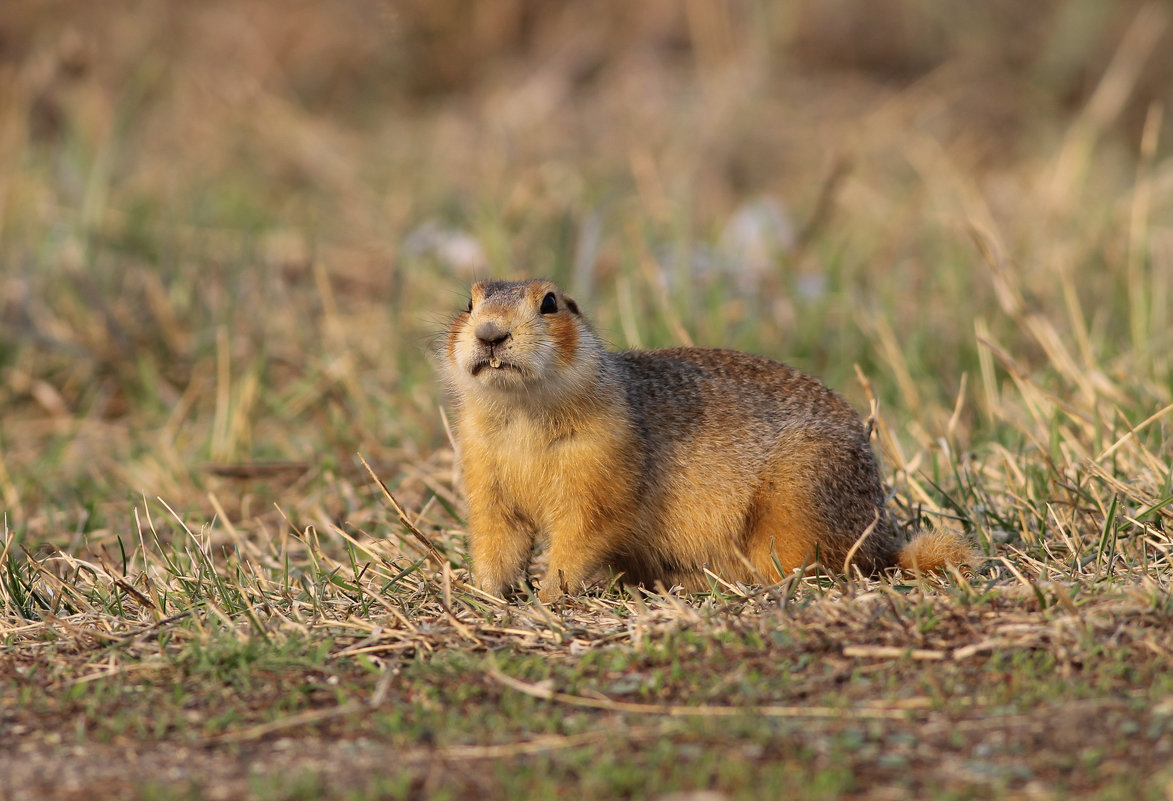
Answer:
[
  {"left": 466, "top": 299, "right": 473, "bottom": 313},
  {"left": 539, "top": 292, "right": 558, "bottom": 314}
]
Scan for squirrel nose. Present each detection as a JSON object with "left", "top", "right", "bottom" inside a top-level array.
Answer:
[{"left": 475, "top": 321, "right": 510, "bottom": 347}]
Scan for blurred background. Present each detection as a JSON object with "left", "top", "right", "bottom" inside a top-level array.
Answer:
[{"left": 1, "top": 0, "right": 1170, "bottom": 544}]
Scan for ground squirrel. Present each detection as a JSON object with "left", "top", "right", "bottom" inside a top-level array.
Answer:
[{"left": 442, "top": 279, "right": 972, "bottom": 600}]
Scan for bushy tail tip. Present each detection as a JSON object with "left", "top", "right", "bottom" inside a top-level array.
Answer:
[{"left": 897, "top": 525, "right": 975, "bottom": 573}]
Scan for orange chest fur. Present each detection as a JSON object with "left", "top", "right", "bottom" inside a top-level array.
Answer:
[{"left": 460, "top": 409, "right": 631, "bottom": 526}]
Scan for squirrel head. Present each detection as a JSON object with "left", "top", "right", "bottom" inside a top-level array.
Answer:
[{"left": 443, "top": 279, "right": 600, "bottom": 404}]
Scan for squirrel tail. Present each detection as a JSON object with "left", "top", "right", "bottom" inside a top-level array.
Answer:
[{"left": 896, "top": 524, "right": 976, "bottom": 573}]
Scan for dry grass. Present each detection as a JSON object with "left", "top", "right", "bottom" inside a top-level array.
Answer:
[{"left": 2, "top": 2, "right": 1173, "bottom": 799}]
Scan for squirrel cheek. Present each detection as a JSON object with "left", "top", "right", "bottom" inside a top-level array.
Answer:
[
  {"left": 547, "top": 316, "right": 579, "bottom": 366},
  {"left": 445, "top": 326, "right": 463, "bottom": 365}
]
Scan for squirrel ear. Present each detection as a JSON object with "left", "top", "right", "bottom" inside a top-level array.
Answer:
[{"left": 565, "top": 298, "right": 580, "bottom": 315}]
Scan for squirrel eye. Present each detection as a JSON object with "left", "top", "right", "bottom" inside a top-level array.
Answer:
[
  {"left": 466, "top": 299, "right": 473, "bottom": 313},
  {"left": 539, "top": 292, "right": 558, "bottom": 314}
]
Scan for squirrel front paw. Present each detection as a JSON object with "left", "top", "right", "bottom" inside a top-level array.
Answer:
[{"left": 537, "top": 566, "right": 579, "bottom": 603}]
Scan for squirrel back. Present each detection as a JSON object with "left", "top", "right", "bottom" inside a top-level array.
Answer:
[{"left": 442, "top": 279, "right": 973, "bottom": 599}]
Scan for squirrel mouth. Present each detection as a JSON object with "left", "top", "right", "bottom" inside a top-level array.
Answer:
[{"left": 470, "top": 357, "right": 518, "bottom": 377}]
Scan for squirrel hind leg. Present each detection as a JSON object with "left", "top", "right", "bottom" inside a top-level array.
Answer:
[
  {"left": 896, "top": 524, "right": 976, "bottom": 572},
  {"left": 745, "top": 442, "right": 902, "bottom": 579},
  {"left": 741, "top": 471, "right": 822, "bottom": 581}
]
